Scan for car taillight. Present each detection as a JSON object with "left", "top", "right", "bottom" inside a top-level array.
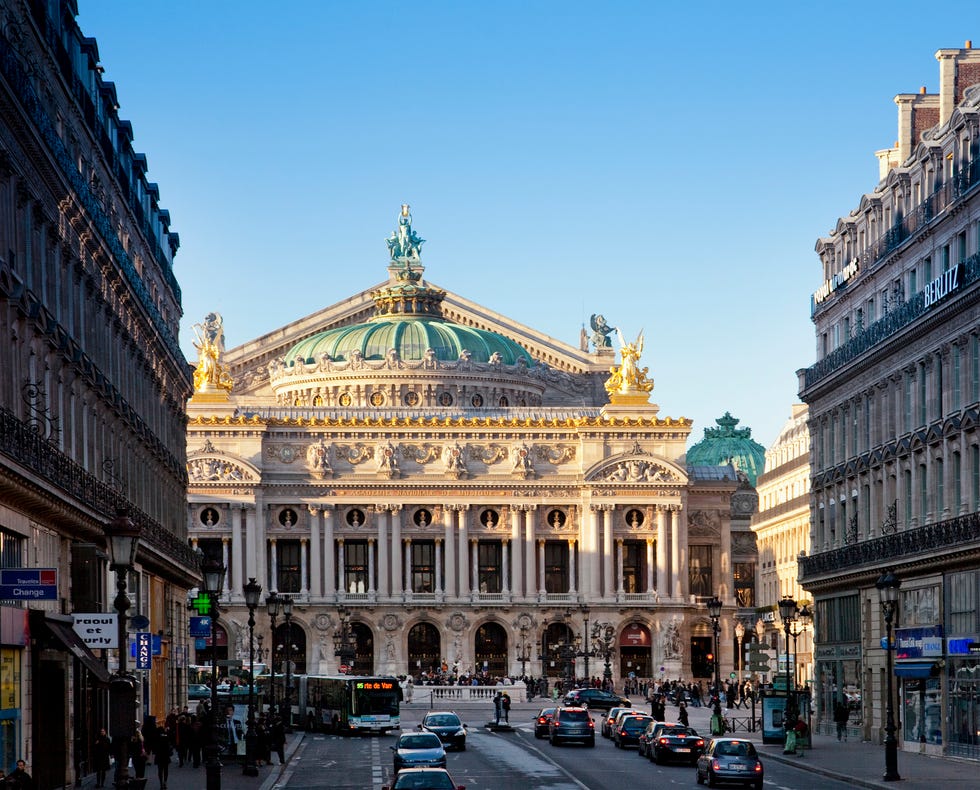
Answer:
[
  {"left": 588, "top": 720, "right": 594, "bottom": 729},
  {"left": 538, "top": 718, "right": 545, "bottom": 724},
  {"left": 713, "top": 760, "right": 721, "bottom": 771},
  {"left": 619, "top": 730, "right": 627, "bottom": 737},
  {"left": 754, "top": 763, "right": 762, "bottom": 772},
  {"left": 696, "top": 740, "right": 704, "bottom": 746},
  {"left": 659, "top": 737, "right": 668, "bottom": 745}
]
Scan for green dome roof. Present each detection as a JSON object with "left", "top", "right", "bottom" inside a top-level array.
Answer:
[
  {"left": 286, "top": 316, "right": 534, "bottom": 366},
  {"left": 687, "top": 412, "right": 765, "bottom": 486}
]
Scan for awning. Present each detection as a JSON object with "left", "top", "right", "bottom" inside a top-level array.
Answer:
[
  {"left": 894, "top": 661, "right": 937, "bottom": 679},
  {"left": 43, "top": 618, "right": 112, "bottom": 684}
]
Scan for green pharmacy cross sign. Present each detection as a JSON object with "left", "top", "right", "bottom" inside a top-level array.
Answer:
[{"left": 191, "top": 593, "right": 212, "bottom": 615}]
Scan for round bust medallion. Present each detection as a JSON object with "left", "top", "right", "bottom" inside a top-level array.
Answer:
[
  {"left": 338, "top": 392, "right": 353, "bottom": 407},
  {"left": 625, "top": 509, "right": 645, "bottom": 528},
  {"left": 439, "top": 392, "right": 454, "bottom": 407},
  {"left": 404, "top": 391, "right": 420, "bottom": 406},
  {"left": 414, "top": 508, "right": 433, "bottom": 527},
  {"left": 200, "top": 507, "right": 220, "bottom": 526},
  {"left": 278, "top": 508, "right": 298, "bottom": 527},
  {"left": 480, "top": 509, "right": 500, "bottom": 528},
  {"left": 370, "top": 391, "right": 385, "bottom": 406},
  {"left": 346, "top": 508, "right": 366, "bottom": 527},
  {"left": 471, "top": 394, "right": 484, "bottom": 407},
  {"left": 547, "top": 509, "right": 566, "bottom": 529}
]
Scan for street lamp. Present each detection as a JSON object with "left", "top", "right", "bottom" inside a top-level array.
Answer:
[
  {"left": 516, "top": 623, "right": 532, "bottom": 678},
  {"left": 791, "top": 604, "right": 812, "bottom": 691},
  {"left": 256, "top": 634, "right": 268, "bottom": 664},
  {"left": 242, "top": 578, "right": 262, "bottom": 777},
  {"left": 201, "top": 553, "right": 226, "bottom": 790},
  {"left": 734, "top": 621, "right": 745, "bottom": 686},
  {"left": 778, "top": 595, "right": 798, "bottom": 734},
  {"left": 876, "top": 570, "right": 902, "bottom": 782},
  {"left": 104, "top": 509, "right": 141, "bottom": 790},
  {"left": 591, "top": 623, "right": 615, "bottom": 684},
  {"left": 333, "top": 606, "right": 356, "bottom": 673},
  {"left": 706, "top": 596, "right": 723, "bottom": 699},
  {"left": 281, "top": 594, "right": 294, "bottom": 732},
  {"left": 580, "top": 606, "right": 591, "bottom": 681},
  {"left": 265, "top": 593, "right": 280, "bottom": 721}
]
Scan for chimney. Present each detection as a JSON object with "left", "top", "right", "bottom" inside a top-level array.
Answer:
[{"left": 936, "top": 43, "right": 980, "bottom": 126}]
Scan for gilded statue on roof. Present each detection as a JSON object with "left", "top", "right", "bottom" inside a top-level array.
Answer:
[
  {"left": 604, "top": 329, "right": 654, "bottom": 403},
  {"left": 192, "top": 312, "right": 233, "bottom": 393}
]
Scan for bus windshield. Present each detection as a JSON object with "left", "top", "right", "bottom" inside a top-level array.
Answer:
[{"left": 353, "top": 687, "right": 400, "bottom": 716}]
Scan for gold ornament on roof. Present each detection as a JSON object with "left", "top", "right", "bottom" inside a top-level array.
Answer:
[
  {"left": 604, "top": 329, "right": 654, "bottom": 404},
  {"left": 192, "top": 313, "right": 233, "bottom": 394}
]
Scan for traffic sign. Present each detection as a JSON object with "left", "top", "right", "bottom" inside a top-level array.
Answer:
[{"left": 339, "top": 664, "right": 351, "bottom": 674}]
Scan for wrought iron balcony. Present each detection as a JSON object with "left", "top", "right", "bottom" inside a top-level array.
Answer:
[{"left": 798, "top": 510, "right": 980, "bottom": 580}]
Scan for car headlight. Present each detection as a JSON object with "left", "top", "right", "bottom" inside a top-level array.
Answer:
[{"left": 455, "top": 729, "right": 465, "bottom": 737}]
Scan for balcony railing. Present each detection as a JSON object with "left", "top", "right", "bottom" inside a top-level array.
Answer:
[
  {"left": 0, "top": 406, "right": 198, "bottom": 569},
  {"left": 798, "top": 510, "right": 980, "bottom": 580}
]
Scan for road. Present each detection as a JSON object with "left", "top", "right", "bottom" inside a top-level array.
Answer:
[{"left": 273, "top": 705, "right": 854, "bottom": 789}]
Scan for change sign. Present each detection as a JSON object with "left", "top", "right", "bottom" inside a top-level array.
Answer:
[{"left": 0, "top": 568, "right": 57, "bottom": 600}]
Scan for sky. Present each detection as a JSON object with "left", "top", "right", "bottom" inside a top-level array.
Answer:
[{"left": 73, "top": 0, "right": 980, "bottom": 449}]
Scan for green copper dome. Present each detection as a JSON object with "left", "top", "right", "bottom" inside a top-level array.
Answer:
[
  {"left": 286, "top": 316, "right": 534, "bottom": 366},
  {"left": 687, "top": 412, "right": 765, "bottom": 486}
]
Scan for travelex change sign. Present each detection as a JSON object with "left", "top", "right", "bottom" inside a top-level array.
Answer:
[{"left": 0, "top": 568, "right": 57, "bottom": 600}]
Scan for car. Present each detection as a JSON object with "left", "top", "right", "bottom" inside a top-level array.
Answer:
[
  {"left": 187, "top": 684, "right": 210, "bottom": 700},
  {"left": 601, "top": 706, "right": 632, "bottom": 738},
  {"left": 650, "top": 725, "right": 705, "bottom": 765},
  {"left": 562, "top": 688, "right": 631, "bottom": 711},
  {"left": 534, "top": 707, "right": 557, "bottom": 738},
  {"left": 382, "top": 767, "right": 466, "bottom": 790},
  {"left": 638, "top": 720, "right": 680, "bottom": 758},
  {"left": 549, "top": 706, "right": 595, "bottom": 747},
  {"left": 391, "top": 732, "right": 447, "bottom": 774},
  {"left": 612, "top": 714, "right": 653, "bottom": 748},
  {"left": 695, "top": 737, "right": 764, "bottom": 789},
  {"left": 419, "top": 711, "right": 467, "bottom": 751}
]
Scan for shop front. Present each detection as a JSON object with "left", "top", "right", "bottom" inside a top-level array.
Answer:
[
  {"left": 813, "top": 642, "right": 862, "bottom": 737},
  {"left": 947, "top": 635, "right": 980, "bottom": 759},
  {"left": 894, "top": 625, "right": 943, "bottom": 752}
]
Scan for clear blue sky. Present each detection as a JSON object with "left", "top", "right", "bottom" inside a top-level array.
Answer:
[{"left": 75, "top": 1, "right": 980, "bottom": 448}]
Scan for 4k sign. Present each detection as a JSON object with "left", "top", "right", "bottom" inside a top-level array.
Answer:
[{"left": 136, "top": 632, "right": 152, "bottom": 670}]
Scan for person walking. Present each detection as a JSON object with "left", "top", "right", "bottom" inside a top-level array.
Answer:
[
  {"left": 5, "top": 759, "right": 33, "bottom": 790},
  {"left": 92, "top": 727, "right": 112, "bottom": 788},
  {"left": 130, "top": 724, "right": 148, "bottom": 782},
  {"left": 501, "top": 692, "right": 511, "bottom": 723},
  {"left": 269, "top": 715, "right": 286, "bottom": 765},
  {"left": 834, "top": 700, "right": 850, "bottom": 741},
  {"left": 678, "top": 702, "right": 690, "bottom": 727},
  {"left": 492, "top": 691, "right": 503, "bottom": 726},
  {"left": 152, "top": 725, "right": 172, "bottom": 788}
]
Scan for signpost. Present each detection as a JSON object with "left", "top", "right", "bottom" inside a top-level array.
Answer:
[
  {"left": 0, "top": 568, "right": 58, "bottom": 600},
  {"left": 747, "top": 643, "right": 775, "bottom": 674},
  {"left": 136, "top": 632, "right": 152, "bottom": 670}
]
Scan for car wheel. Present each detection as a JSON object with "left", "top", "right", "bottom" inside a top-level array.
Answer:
[
  {"left": 614, "top": 738, "right": 621, "bottom": 748},
  {"left": 753, "top": 781, "right": 763, "bottom": 790},
  {"left": 587, "top": 737, "right": 595, "bottom": 747},
  {"left": 707, "top": 770, "right": 718, "bottom": 788},
  {"left": 550, "top": 737, "right": 559, "bottom": 747},
  {"left": 696, "top": 767, "right": 704, "bottom": 785},
  {"left": 459, "top": 742, "right": 466, "bottom": 752},
  {"left": 654, "top": 751, "right": 663, "bottom": 765}
]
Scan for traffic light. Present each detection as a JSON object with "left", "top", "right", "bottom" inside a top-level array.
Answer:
[{"left": 705, "top": 652, "right": 715, "bottom": 676}]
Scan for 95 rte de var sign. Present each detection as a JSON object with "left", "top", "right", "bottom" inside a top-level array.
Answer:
[{"left": 0, "top": 568, "right": 57, "bottom": 600}]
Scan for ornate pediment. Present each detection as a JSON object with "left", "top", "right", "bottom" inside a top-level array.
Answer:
[
  {"left": 589, "top": 457, "right": 680, "bottom": 483},
  {"left": 687, "top": 509, "right": 721, "bottom": 537}
]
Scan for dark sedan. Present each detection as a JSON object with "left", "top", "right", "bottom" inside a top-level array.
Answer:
[
  {"left": 534, "top": 707, "right": 557, "bottom": 738},
  {"left": 638, "top": 720, "right": 680, "bottom": 758},
  {"left": 612, "top": 714, "right": 652, "bottom": 748},
  {"left": 419, "top": 711, "right": 467, "bottom": 751},
  {"left": 391, "top": 732, "right": 447, "bottom": 774},
  {"left": 651, "top": 725, "right": 705, "bottom": 765},
  {"left": 383, "top": 767, "right": 466, "bottom": 790},
  {"left": 695, "top": 738, "right": 764, "bottom": 789},
  {"left": 562, "top": 688, "right": 631, "bottom": 711}
]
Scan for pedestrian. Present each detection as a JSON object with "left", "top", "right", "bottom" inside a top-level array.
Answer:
[
  {"left": 5, "top": 759, "right": 33, "bottom": 790},
  {"left": 678, "top": 702, "right": 689, "bottom": 727},
  {"left": 176, "top": 713, "right": 191, "bottom": 767},
  {"left": 834, "top": 700, "right": 850, "bottom": 741},
  {"left": 92, "top": 727, "right": 112, "bottom": 788},
  {"left": 255, "top": 714, "right": 270, "bottom": 766},
  {"left": 188, "top": 715, "right": 204, "bottom": 768},
  {"left": 130, "top": 724, "right": 148, "bottom": 781},
  {"left": 269, "top": 715, "right": 286, "bottom": 765},
  {"left": 152, "top": 725, "right": 172, "bottom": 789},
  {"left": 492, "top": 691, "right": 503, "bottom": 725},
  {"left": 501, "top": 692, "right": 511, "bottom": 723}
]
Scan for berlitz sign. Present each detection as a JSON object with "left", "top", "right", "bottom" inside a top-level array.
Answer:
[
  {"left": 923, "top": 264, "right": 963, "bottom": 309},
  {"left": 72, "top": 613, "right": 118, "bottom": 648}
]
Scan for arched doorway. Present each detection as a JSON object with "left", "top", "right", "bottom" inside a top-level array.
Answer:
[
  {"left": 619, "top": 623, "right": 652, "bottom": 678},
  {"left": 195, "top": 622, "right": 229, "bottom": 665},
  {"left": 408, "top": 623, "right": 441, "bottom": 676},
  {"left": 273, "top": 622, "right": 307, "bottom": 675},
  {"left": 352, "top": 622, "right": 374, "bottom": 674},
  {"left": 474, "top": 623, "right": 508, "bottom": 677}
]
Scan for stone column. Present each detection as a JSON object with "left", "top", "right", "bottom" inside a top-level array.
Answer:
[
  {"left": 435, "top": 539, "right": 443, "bottom": 598},
  {"left": 222, "top": 538, "right": 231, "bottom": 596},
  {"left": 471, "top": 538, "right": 479, "bottom": 598},
  {"left": 458, "top": 506, "right": 470, "bottom": 598},
  {"left": 376, "top": 505, "right": 389, "bottom": 597},
  {"left": 404, "top": 539, "right": 412, "bottom": 597},
  {"left": 502, "top": 539, "right": 510, "bottom": 596},
  {"left": 309, "top": 506, "right": 322, "bottom": 598},
  {"left": 324, "top": 507, "right": 335, "bottom": 600},
  {"left": 677, "top": 506, "right": 689, "bottom": 599},
  {"left": 443, "top": 507, "right": 456, "bottom": 599},
  {"left": 568, "top": 539, "right": 577, "bottom": 595},
  {"left": 269, "top": 538, "right": 279, "bottom": 592},
  {"left": 616, "top": 539, "right": 624, "bottom": 595},
  {"left": 602, "top": 507, "right": 614, "bottom": 598},
  {"left": 646, "top": 537, "right": 655, "bottom": 594},
  {"left": 244, "top": 504, "right": 257, "bottom": 581},
  {"left": 524, "top": 507, "right": 536, "bottom": 598},
  {"left": 391, "top": 505, "right": 403, "bottom": 597},
  {"left": 588, "top": 506, "right": 601, "bottom": 597},
  {"left": 368, "top": 538, "right": 376, "bottom": 595},
  {"left": 231, "top": 505, "right": 244, "bottom": 598},
  {"left": 670, "top": 509, "right": 682, "bottom": 599},
  {"left": 509, "top": 508, "right": 522, "bottom": 598},
  {"left": 537, "top": 539, "right": 546, "bottom": 597},
  {"left": 337, "top": 540, "right": 345, "bottom": 595}
]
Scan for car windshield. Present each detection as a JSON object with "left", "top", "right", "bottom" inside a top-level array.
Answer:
[
  {"left": 425, "top": 715, "right": 460, "bottom": 727},
  {"left": 664, "top": 727, "right": 694, "bottom": 736},
  {"left": 393, "top": 772, "right": 455, "bottom": 790},
  {"left": 715, "top": 741, "right": 757, "bottom": 757},
  {"left": 622, "top": 718, "right": 648, "bottom": 730},
  {"left": 539, "top": 708, "right": 555, "bottom": 717},
  {"left": 399, "top": 735, "right": 442, "bottom": 749}
]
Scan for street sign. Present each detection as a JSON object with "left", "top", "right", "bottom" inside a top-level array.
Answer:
[
  {"left": 72, "top": 613, "right": 118, "bottom": 648},
  {"left": 339, "top": 664, "right": 351, "bottom": 674},
  {"left": 0, "top": 567, "right": 58, "bottom": 600},
  {"left": 130, "top": 614, "right": 150, "bottom": 630},
  {"left": 136, "top": 632, "right": 152, "bottom": 670},
  {"left": 189, "top": 616, "right": 212, "bottom": 637}
]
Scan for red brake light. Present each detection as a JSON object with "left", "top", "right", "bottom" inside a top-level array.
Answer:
[
  {"left": 659, "top": 737, "right": 668, "bottom": 744},
  {"left": 588, "top": 720, "right": 594, "bottom": 728},
  {"left": 696, "top": 739, "right": 704, "bottom": 746},
  {"left": 754, "top": 763, "right": 762, "bottom": 772}
]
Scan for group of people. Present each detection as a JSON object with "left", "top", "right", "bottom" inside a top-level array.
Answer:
[
  {"left": 86, "top": 704, "right": 287, "bottom": 789},
  {"left": 0, "top": 760, "right": 34, "bottom": 789}
]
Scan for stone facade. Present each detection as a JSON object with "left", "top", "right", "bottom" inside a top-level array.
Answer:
[
  {"left": 0, "top": 0, "right": 197, "bottom": 782},
  {"left": 799, "top": 43, "right": 980, "bottom": 756}
]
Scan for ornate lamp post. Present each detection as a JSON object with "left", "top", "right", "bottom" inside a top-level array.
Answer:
[
  {"left": 706, "top": 596, "right": 723, "bottom": 699},
  {"left": 201, "top": 554, "right": 227, "bottom": 790},
  {"left": 791, "top": 604, "right": 812, "bottom": 692},
  {"left": 333, "top": 606, "right": 357, "bottom": 673},
  {"left": 104, "top": 510, "right": 141, "bottom": 790},
  {"left": 778, "top": 595, "right": 798, "bottom": 733},
  {"left": 734, "top": 621, "right": 745, "bottom": 686},
  {"left": 591, "top": 623, "right": 615, "bottom": 684},
  {"left": 280, "top": 594, "right": 294, "bottom": 732},
  {"left": 580, "top": 606, "right": 591, "bottom": 681},
  {"left": 242, "top": 578, "right": 262, "bottom": 777},
  {"left": 876, "top": 571, "right": 902, "bottom": 782},
  {"left": 265, "top": 593, "right": 280, "bottom": 721},
  {"left": 256, "top": 634, "right": 268, "bottom": 664},
  {"left": 516, "top": 623, "right": 532, "bottom": 678}
]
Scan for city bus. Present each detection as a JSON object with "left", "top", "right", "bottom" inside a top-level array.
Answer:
[{"left": 300, "top": 675, "right": 402, "bottom": 734}]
